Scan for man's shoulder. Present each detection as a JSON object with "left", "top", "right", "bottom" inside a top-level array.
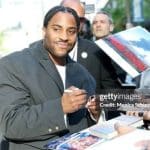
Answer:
[
  {"left": 0, "top": 48, "right": 32, "bottom": 71},
  {"left": 77, "top": 37, "right": 109, "bottom": 59},
  {"left": 0, "top": 49, "right": 28, "bottom": 61},
  {"left": 0, "top": 40, "right": 43, "bottom": 65},
  {"left": 78, "top": 37, "right": 100, "bottom": 50}
]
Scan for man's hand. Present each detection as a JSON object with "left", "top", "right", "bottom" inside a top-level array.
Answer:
[
  {"left": 61, "top": 86, "right": 87, "bottom": 114},
  {"left": 114, "top": 123, "right": 135, "bottom": 136},
  {"left": 86, "top": 95, "right": 101, "bottom": 122}
]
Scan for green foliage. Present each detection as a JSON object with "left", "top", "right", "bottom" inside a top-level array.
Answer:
[
  {"left": 103, "top": 0, "right": 127, "bottom": 32},
  {"left": 103, "top": 0, "right": 149, "bottom": 32},
  {"left": 110, "top": 8, "right": 126, "bottom": 32},
  {"left": 143, "top": 0, "right": 150, "bottom": 19}
]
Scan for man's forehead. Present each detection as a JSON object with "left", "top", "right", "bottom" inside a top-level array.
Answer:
[
  {"left": 94, "top": 13, "right": 109, "bottom": 20},
  {"left": 49, "top": 12, "right": 74, "bottom": 21},
  {"left": 48, "top": 12, "right": 77, "bottom": 28},
  {"left": 92, "top": 14, "right": 110, "bottom": 24}
]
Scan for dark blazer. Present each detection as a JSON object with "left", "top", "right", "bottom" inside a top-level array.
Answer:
[
  {"left": 0, "top": 40, "right": 96, "bottom": 150},
  {"left": 77, "top": 37, "right": 121, "bottom": 94},
  {"left": 77, "top": 38, "right": 122, "bottom": 120}
]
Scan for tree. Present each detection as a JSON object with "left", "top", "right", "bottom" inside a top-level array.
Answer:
[{"left": 102, "top": 0, "right": 150, "bottom": 32}]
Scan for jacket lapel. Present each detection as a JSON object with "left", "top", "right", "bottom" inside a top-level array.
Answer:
[
  {"left": 77, "top": 38, "right": 87, "bottom": 62},
  {"left": 77, "top": 38, "right": 82, "bottom": 61},
  {"left": 29, "top": 40, "right": 64, "bottom": 93},
  {"left": 40, "top": 59, "right": 64, "bottom": 93}
]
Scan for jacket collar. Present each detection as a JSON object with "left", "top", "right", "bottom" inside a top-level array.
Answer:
[
  {"left": 29, "top": 40, "right": 76, "bottom": 93},
  {"left": 29, "top": 40, "right": 64, "bottom": 93}
]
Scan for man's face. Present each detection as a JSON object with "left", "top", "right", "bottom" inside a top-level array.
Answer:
[
  {"left": 43, "top": 12, "right": 78, "bottom": 63},
  {"left": 92, "top": 13, "right": 114, "bottom": 40}
]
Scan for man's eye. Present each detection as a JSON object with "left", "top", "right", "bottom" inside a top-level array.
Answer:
[
  {"left": 93, "top": 21, "right": 97, "bottom": 25},
  {"left": 53, "top": 28, "right": 60, "bottom": 32},
  {"left": 68, "top": 30, "right": 76, "bottom": 35}
]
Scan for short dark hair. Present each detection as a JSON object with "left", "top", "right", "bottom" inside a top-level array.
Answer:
[{"left": 43, "top": 6, "right": 80, "bottom": 31}]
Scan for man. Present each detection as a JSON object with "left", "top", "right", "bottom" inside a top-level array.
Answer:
[
  {"left": 92, "top": 11, "right": 114, "bottom": 40},
  {"left": 0, "top": 6, "right": 100, "bottom": 150},
  {"left": 61, "top": 0, "right": 121, "bottom": 94},
  {"left": 61, "top": 0, "right": 122, "bottom": 121},
  {"left": 92, "top": 11, "right": 127, "bottom": 84}
]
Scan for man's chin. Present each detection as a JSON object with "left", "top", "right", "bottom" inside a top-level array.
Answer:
[{"left": 57, "top": 53, "right": 68, "bottom": 58}]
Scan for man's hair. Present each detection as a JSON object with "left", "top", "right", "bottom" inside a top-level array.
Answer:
[
  {"left": 95, "top": 10, "right": 113, "bottom": 24},
  {"left": 43, "top": 5, "right": 80, "bottom": 31}
]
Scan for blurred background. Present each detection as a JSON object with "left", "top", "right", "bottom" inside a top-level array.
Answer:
[{"left": 0, "top": 0, "right": 149, "bottom": 56}]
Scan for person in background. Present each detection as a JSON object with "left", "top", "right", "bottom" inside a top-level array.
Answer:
[
  {"left": 79, "top": 18, "right": 93, "bottom": 40},
  {"left": 92, "top": 11, "right": 114, "bottom": 40},
  {"left": 61, "top": 0, "right": 122, "bottom": 121},
  {"left": 92, "top": 11, "right": 127, "bottom": 84},
  {"left": 60, "top": 0, "right": 121, "bottom": 90},
  {"left": 60, "top": 0, "right": 85, "bottom": 32},
  {"left": 0, "top": 6, "right": 100, "bottom": 150},
  {"left": 92, "top": 11, "right": 131, "bottom": 120}
]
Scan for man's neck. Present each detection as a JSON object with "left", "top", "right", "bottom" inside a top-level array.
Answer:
[
  {"left": 96, "top": 36, "right": 107, "bottom": 40},
  {"left": 48, "top": 53, "right": 66, "bottom": 66},
  {"left": 96, "top": 34, "right": 111, "bottom": 40}
]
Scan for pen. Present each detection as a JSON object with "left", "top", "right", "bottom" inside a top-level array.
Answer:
[
  {"left": 64, "top": 89, "right": 73, "bottom": 93},
  {"left": 64, "top": 89, "right": 88, "bottom": 94}
]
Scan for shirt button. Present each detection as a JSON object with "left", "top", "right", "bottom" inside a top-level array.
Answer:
[
  {"left": 48, "top": 128, "right": 52, "bottom": 132},
  {"left": 55, "top": 126, "right": 59, "bottom": 130}
]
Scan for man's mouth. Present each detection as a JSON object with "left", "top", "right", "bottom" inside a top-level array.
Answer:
[
  {"left": 96, "top": 28, "right": 102, "bottom": 32},
  {"left": 57, "top": 42, "right": 68, "bottom": 49}
]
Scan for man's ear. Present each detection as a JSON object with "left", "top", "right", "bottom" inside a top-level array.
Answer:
[{"left": 109, "top": 24, "right": 114, "bottom": 32}]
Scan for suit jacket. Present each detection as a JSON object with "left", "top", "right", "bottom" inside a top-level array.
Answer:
[
  {"left": 0, "top": 40, "right": 96, "bottom": 150},
  {"left": 77, "top": 37, "right": 121, "bottom": 93},
  {"left": 76, "top": 38, "right": 122, "bottom": 120}
]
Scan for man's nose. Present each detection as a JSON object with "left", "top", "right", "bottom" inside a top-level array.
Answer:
[
  {"left": 60, "top": 31, "right": 68, "bottom": 40},
  {"left": 96, "top": 21, "right": 101, "bottom": 27}
]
